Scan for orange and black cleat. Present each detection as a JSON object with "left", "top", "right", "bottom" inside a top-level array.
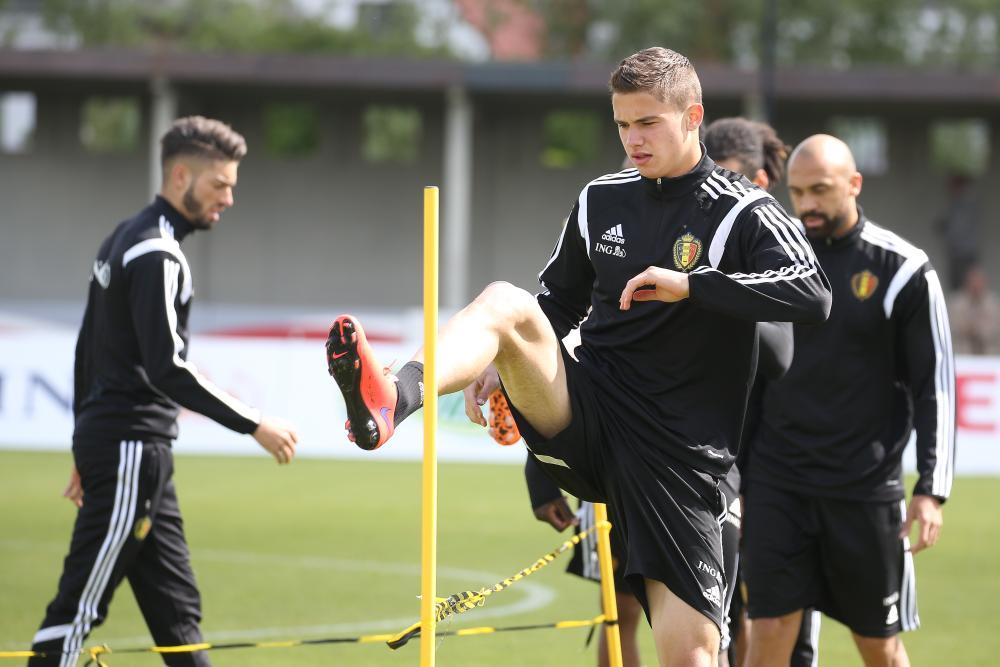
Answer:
[
  {"left": 488, "top": 388, "right": 521, "bottom": 446},
  {"left": 326, "top": 315, "right": 397, "bottom": 450}
]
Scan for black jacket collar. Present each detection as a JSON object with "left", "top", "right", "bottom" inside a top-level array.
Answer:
[
  {"left": 813, "top": 205, "right": 867, "bottom": 251},
  {"left": 642, "top": 143, "right": 716, "bottom": 199},
  {"left": 152, "top": 196, "right": 195, "bottom": 243}
]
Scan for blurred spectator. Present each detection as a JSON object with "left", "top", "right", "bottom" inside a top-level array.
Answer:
[
  {"left": 950, "top": 265, "right": 1000, "bottom": 355},
  {"left": 934, "top": 173, "right": 981, "bottom": 290}
]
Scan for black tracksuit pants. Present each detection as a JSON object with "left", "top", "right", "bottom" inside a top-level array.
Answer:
[{"left": 29, "top": 440, "right": 209, "bottom": 666}]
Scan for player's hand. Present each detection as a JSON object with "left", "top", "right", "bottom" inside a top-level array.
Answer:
[
  {"left": 253, "top": 416, "right": 299, "bottom": 465},
  {"left": 619, "top": 266, "right": 690, "bottom": 310},
  {"left": 533, "top": 497, "right": 578, "bottom": 532},
  {"left": 463, "top": 365, "right": 500, "bottom": 427},
  {"left": 63, "top": 465, "right": 83, "bottom": 508},
  {"left": 901, "top": 494, "right": 942, "bottom": 554}
]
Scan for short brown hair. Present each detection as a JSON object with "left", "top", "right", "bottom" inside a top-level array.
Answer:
[
  {"left": 609, "top": 47, "right": 702, "bottom": 109},
  {"left": 160, "top": 116, "right": 247, "bottom": 167}
]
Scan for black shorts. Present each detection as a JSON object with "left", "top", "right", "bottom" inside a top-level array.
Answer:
[
  {"left": 742, "top": 481, "right": 918, "bottom": 637},
  {"left": 508, "top": 346, "right": 728, "bottom": 630}
]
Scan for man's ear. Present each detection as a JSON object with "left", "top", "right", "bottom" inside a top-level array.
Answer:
[
  {"left": 686, "top": 103, "right": 705, "bottom": 132},
  {"left": 849, "top": 171, "right": 863, "bottom": 197},
  {"left": 752, "top": 168, "right": 770, "bottom": 190}
]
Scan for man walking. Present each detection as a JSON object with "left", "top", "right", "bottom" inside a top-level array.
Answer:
[
  {"left": 29, "top": 116, "right": 299, "bottom": 666},
  {"left": 742, "top": 134, "right": 955, "bottom": 667}
]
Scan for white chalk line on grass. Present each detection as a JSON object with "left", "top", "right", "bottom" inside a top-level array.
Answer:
[{"left": 2, "top": 539, "right": 557, "bottom": 648}]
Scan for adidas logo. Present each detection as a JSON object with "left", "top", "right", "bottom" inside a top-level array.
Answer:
[
  {"left": 886, "top": 603, "right": 898, "bottom": 625},
  {"left": 702, "top": 585, "right": 722, "bottom": 608},
  {"left": 601, "top": 224, "right": 625, "bottom": 244}
]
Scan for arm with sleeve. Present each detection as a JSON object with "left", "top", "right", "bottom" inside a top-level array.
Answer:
[
  {"left": 757, "top": 321, "right": 793, "bottom": 381},
  {"left": 72, "top": 311, "right": 90, "bottom": 419},
  {"left": 893, "top": 266, "right": 955, "bottom": 501},
  {"left": 536, "top": 207, "right": 596, "bottom": 339},
  {"left": 524, "top": 454, "right": 566, "bottom": 511},
  {"left": 126, "top": 253, "right": 261, "bottom": 434},
  {"left": 689, "top": 202, "right": 831, "bottom": 324}
]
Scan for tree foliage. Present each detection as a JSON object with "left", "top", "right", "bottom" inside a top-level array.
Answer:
[
  {"left": 516, "top": 0, "right": 998, "bottom": 69},
  {"left": 28, "top": 0, "right": 1000, "bottom": 68},
  {"left": 38, "top": 0, "right": 452, "bottom": 58}
]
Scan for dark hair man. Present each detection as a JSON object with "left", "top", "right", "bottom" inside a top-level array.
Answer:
[
  {"left": 326, "top": 48, "right": 831, "bottom": 666},
  {"left": 28, "top": 116, "right": 299, "bottom": 667},
  {"left": 742, "top": 134, "right": 955, "bottom": 667},
  {"left": 703, "top": 116, "right": 822, "bottom": 667}
]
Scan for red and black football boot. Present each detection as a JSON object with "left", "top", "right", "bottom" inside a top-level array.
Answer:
[{"left": 326, "top": 315, "right": 397, "bottom": 450}]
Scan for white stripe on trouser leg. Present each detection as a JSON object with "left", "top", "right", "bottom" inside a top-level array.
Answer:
[
  {"left": 808, "top": 610, "right": 821, "bottom": 667},
  {"left": 31, "top": 624, "right": 72, "bottom": 645},
  {"left": 60, "top": 441, "right": 142, "bottom": 667},
  {"left": 899, "top": 500, "right": 920, "bottom": 632}
]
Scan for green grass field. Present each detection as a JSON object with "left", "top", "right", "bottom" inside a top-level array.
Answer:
[{"left": 1, "top": 450, "right": 997, "bottom": 666}]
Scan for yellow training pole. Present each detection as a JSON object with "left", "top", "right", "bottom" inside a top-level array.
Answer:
[
  {"left": 420, "top": 186, "right": 440, "bottom": 667},
  {"left": 594, "top": 503, "right": 624, "bottom": 667}
]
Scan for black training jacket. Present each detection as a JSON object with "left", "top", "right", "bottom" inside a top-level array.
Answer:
[
  {"left": 748, "top": 211, "right": 955, "bottom": 502},
  {"left": 536, "top": 151, "right": 831, "bottom": 479},
  {"left": 73, "top": 196, "right": 260, "bottom": 444}
]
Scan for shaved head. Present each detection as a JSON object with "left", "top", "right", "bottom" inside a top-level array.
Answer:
[
  {"left": 787, "top": 134, "right": 863, "bottom": 240},
  {"left": 788, "top": 134, "right": 857, "bottom": 177}
]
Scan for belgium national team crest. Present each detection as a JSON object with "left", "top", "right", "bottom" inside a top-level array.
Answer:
[
  {"left": 673, "top": 233, "right": 703, "bottom": 272},
  {"left": 133, "top": 516, "right": 152, "bottom": 541},
  {"left": 851, "top": 269, "right": 879, "bottom": 301}
]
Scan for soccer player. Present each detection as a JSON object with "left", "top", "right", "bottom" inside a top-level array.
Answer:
[
  {"left": 29, "top": 116, "right": 299, "bottom": 667},
  {"left": 326, "top": 47, "right": 831, "bottom": 666},
  {"left": 703, "top": 117, "right": 822, "bottom": 667},
  {"left": 741, "top": 134, "right": 955, "bottom": 667},
  {"left": 522, "top": 118, "right": 803, "bottom": 667}
]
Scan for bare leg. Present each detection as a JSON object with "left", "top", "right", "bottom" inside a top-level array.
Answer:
[
  {"left": 745, "top": 611, "right": 802, "bottom": 667},
  {"left": 735, "top": 613, "right": 750, "bottom": 667},
  {"left": 646, "top": 578, "right": 719, "bottom": 667},
  {"left": 853, "top": 633, "right": 909, "bottom": 667},
  {"left": 598, "top": 591, "right": 644, "bottom": 667},
  {"left": 412, "top": 281, "right": 572, "bottom": 438}
]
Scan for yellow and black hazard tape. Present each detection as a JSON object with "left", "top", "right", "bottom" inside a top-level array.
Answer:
[
  {"left": 386, "top": 520, "right": 609, "bottom": 649},
  {"left": 0, "top": 615, "right": 614, "bottom": 665},
  {"left": 1, "top": 521, "right": 611, "bottom": 664}
]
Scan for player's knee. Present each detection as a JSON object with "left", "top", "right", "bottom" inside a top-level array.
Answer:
[
  {"left": 752, "top": 614, "right": 800, "bottom": 642},
  {"left": 617, "top": 592, "right": 644, "bottom": 630},
  {"left": 853, "top": 633, "right": 901, "bottom": 664},
  {"left": 474, "top": 281, "right": 537, "bottom": 329}
]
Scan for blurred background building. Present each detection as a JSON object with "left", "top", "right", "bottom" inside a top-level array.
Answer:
[
  {"left": 0, "top": 0, "right": 997, "bottom": 316},
  {"left": 1, "top": 0, "right": 999, "bottom": 465}
]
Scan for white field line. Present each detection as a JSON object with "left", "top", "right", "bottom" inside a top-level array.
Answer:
[{"left": 3, "top": 539, "right": 557, "bottom": 647}]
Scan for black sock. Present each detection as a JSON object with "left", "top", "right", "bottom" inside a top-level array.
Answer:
[{"left": 393, "top": 361, "right": 424, "bottom": 427}]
